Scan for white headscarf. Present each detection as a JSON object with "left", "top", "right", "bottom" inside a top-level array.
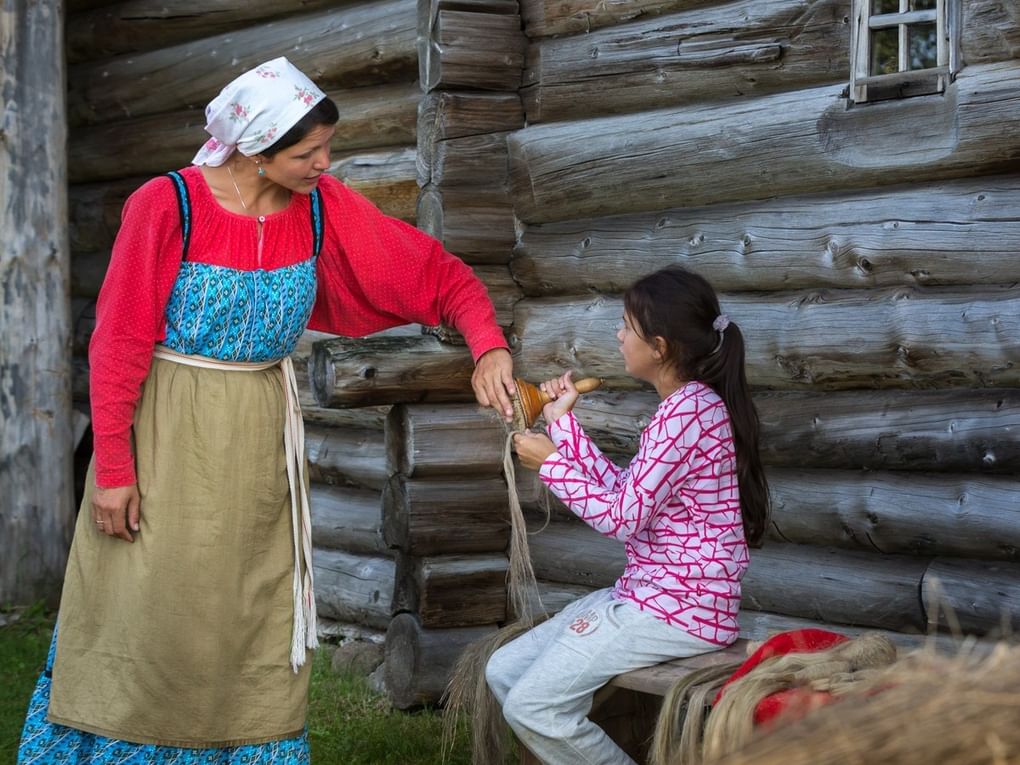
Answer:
[{"left": 192, "top": 57, "right": 326, "bottom": 167}]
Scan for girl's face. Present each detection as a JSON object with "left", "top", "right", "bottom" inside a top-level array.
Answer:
[
  {"left": 260, "top": 123, "right": 336, "bottom": 194},
  {"left": 617, "top": 311, "right": 661, "bottom": 384}
]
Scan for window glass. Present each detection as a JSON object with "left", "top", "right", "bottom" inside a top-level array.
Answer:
[
  {"left": 910, "top": 0, "right": 936, "bottom": 9},
  {"left": 873, "top": 0, "right": 900, "bottom": 13},
  {"left": 908, "top": 23, "right": 938, "bottom": 69},
  {"left": 871, "top": 28, "right": 900, "bottom": 74}
]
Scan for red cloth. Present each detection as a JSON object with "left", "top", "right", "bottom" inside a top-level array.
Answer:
[
  {"left": 714, "top": 628, "right": 850, "bottom": 725},
  {"left": 90, "top": 167, "right": 507, "bottom": 488}
]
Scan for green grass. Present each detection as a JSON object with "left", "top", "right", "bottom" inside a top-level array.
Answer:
[{"left": 0, "top": 609, "right": 471, "bottom": 765}]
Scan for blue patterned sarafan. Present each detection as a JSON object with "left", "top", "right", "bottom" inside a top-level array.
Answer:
[
  {"left": 162, "top": 258, "right": 317, "bottom": 362},
  {"left": 18, "top": 629, "right": 310, "bottom": 764}
]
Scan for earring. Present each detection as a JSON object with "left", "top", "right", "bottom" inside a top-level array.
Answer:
[{"left": 256, "top": 159, "right": 266, "bottom": 177}]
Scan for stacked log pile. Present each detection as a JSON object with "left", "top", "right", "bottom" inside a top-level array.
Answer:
[{"left": 507, "top": 0, "right": 1020, "bottom": 640}]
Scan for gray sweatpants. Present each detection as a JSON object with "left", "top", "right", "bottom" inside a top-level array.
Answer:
[{"left": 485, "top": 588, "right": 717, "bottom": 765}]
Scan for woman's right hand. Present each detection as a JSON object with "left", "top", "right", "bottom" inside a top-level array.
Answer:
[
  {"left": 540, "top": 370, "right": 579, "bottom": 423},
  {"left": 92, "top": 484, "right": 141, "bottom": 542}
]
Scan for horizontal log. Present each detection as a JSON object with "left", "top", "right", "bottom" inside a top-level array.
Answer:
[
  {"left": 68, "top": 0, "right": 418, "bottom": 126},
  {"left": 523, "top": 0, "right": 848, "bottom": 123},
  {"left": 922, "top": 558, "right": 1020, "bottom": 635},
  {"left": 69, "top": 177, "right": 141, "bottom": 254},
  {"left": 736, "top": 610, "right": 963, "bottom": 652},
  {"left": 529, "top": 521, "right": 931, "bottom": 631},
  {"left": 384, "top": 612, "right": 496, "bottom": 709},
  {"left": 520, "top": 0, "right": 713, "bottom": 37},
  {"left": 310, "top": 484, "right": 387, "bottom": 556},
  {"left": 306, "top": 424, "right": 388, "bottom": 491},
  {"left": 311, "top": 334, "right": 476, "bottom": 408},
  {"left": 329, "top": 147, "right": 418, "bottom": 223},
  {"left": 508, "top": 62, "right": 1020, "bottom": 223},
  {"left": 473, "top": 266, "right": 521, "bottom": 327},
  {"left": 419, "top": 8, "right": 526, "bottom": 92},
  {"left": 71, "top": 250, "right": 110, "bottom": 299},
  {"left": 417, "top": 186, "right": 516, "bottom": 265},
  {"left": 69, "top": 83, "right": 420, "bottom": 185},
  {"left": 66, "top": 0, "right": 361, "bottom": 64},
  {"left": 385, "top": 403, "right": 507, "bottom": 478},
  {"left": 511, "top": 288, "right": 1020, "bottom": 391},
  {"left": 513, "top": 175, "right": 1020, "bottom": 294},
  {"left": 382, "top": 475, "right": 509, "bottom": 555},
  {"left": 394, "top": 552, "right": 508, "bottom": 627},
  {"left": 962, "top": 0, "right": 1020, "bottom": 64},
  {"left": 417, "top": 91, "right": 523, "bottom": 186},
  {"left": 313, "top": 548, "right": 396, "bottom": 629},
  {"left": 769, "top": 468, "right": 1020, "bottom": 562},
  {"left": 531, "top": 580, "right": 595, "bottom": 615},
  {"left": 431, "top": 132, "right": 510, "bottom": 189}
]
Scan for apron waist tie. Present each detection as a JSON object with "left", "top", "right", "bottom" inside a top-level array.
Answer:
[{"left": 152, "top": 345, "right": 318, "bottom": 671}]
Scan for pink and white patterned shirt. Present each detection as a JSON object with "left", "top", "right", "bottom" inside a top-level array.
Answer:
[{"left": 538, "top": 381, "right": 749, "bottom": 646}]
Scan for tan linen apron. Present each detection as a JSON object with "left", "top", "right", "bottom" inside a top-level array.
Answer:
[{"left": 49, "top": 352, "right": 313, "bottom": 747}]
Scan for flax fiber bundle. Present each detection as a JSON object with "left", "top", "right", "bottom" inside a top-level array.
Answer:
[{"left": 704, "top": 642, "right": 1020, "bottom": 765}]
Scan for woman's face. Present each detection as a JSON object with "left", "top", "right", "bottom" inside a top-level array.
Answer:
[
  {"left": 617, "top": 311, "right": 661, "bottom": 383},
  {"left": 261, "top": 123, "right": 336, "bottom": 194}
]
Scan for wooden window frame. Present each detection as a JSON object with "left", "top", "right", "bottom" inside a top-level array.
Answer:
[{"left": 850, "top": 0, "right": 959, "bottom": 104}]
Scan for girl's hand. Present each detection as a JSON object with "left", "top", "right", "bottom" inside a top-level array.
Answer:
[
  {"left": 540, "top": 370, "right": 579, "bottom": 423},
  {"left": 513, "top": 431, "right": 558, "bottom": 470},
  {"left": 92, "top": 484, "right": 141, "bottom": 542}
]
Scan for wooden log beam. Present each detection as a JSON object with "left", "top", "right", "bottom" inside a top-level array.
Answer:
[
  {"left": 382, "top": 475, "right": 509, "bottom": 555},
  {"left": 513, "top": 175, "right": 1020, "bottom": 295},
  {"left": 769, "top": 468, "right": 1020, "bottom": 562},
  {"left": 384, "top": 613, "right": 496, "bottom": 709},
  {"left": 431, "top": 132, "right": 510, "bottom": 189},
  {"left": 69, "top": 177, "right": 141, "bottom": 254},
  {"left": 0, "top": 0, "right": 76, "bottom": 605},
  {"left": 523, "top": 0, "right": 849, "bottom": 123},
  {"left": 311, "top": 334, "right": 476, "bottom": 408},
  {"left": 418, "top": 1, "right": 525, "bottom": 92},
  {"left": 922, "top": 558, "right": 1020, "bottom": 635},
  {"left": 306, "top": 424, "right": 388, "bottom": 491},
  {"left": 417, "top": 186, "right": 516, "bottom": 265},
  {"left": 310, "top": 484, "right": 388, "bottom": 556},
  {"left": 417, "top": 91, "right": 523, "bottom": 186},
  {"left": 962, "top": 0, "right": 1020, "bottom": 64},
  {"left": 529, "top": 522, "right": 931, "bottom": 632},
  {"left": 328, "top": 147, "right": 418, "bottom": 224},
  {"left": 313, "top": 548, "right": 396, "bottom": 629},
  {"left": 68, "top": 0, "right": 418, "bottom": 126},
  {"left": 541, "top": 388, "right": 1020, "bottom": 474},
  {"left": 511, "top": 289, "right": 1020, "bottom": 391},
  {"left": 69, "top": 83, "right": 420, "bottom": 185},
  {"left": 385, "top": 403, "right": 507, "bottom": 478},
  {"left": 508, "top": 62, "right": 1020, "bottom": 224},
  {"left": 520, "top": 0, "right": 712, "bottom": 37},
  {"left": 394, "top": 552, "right": 508, "bottom": 627},
  {"left": 67, "top": 0, "right": 362, "bottom": 64}
]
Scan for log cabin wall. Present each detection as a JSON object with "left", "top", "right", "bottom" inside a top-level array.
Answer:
[
  {"left": 510, "top": 0, "right": 1020, "bottom": 640},
  {"left": 65, "top": 0, "right": 425, "bottom": 641}
]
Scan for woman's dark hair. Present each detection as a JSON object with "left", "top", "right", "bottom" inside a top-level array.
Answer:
[
  {"left": 261, "top": 97, "right": 340, "bottom": 157},
  {"left": 623, "top": 266, "right": 770, "bottom": 547}
]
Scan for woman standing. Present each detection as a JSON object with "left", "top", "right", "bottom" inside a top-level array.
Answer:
[{"left": 18, "top": 57, "right": 514, "bottom": 763}]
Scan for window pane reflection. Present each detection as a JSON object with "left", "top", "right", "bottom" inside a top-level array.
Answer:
[
  {"left": 910, "top": 0, "right": 936, "bottom": 9},
  {"left": 872, "top": 0, "right": 899, "bottom": 13},
  {"left": 909, "top": 23, "right": 938, "bottom": 69},
  {"left": 871, "top": 28, "right": 900, "bottom": 74}
]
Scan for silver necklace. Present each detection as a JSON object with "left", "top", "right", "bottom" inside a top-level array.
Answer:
[{"left": 226, "top": 164, "right": 248, "bottom": 210}]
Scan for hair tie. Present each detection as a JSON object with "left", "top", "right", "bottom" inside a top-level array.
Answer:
[{"left": 711, "top": 314, "right": 730, "bottom": 354}]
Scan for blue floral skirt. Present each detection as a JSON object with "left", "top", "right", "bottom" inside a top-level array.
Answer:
[{"left": 17, "top": 631, "right": 310, "bottom": 764}]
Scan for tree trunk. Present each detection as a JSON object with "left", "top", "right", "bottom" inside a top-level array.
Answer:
[
  {"left": 508, "top": 62, "right": 1020, "bottom": 223},
  {"left": 523, "top": 0, "right": 848, "bottom": 123},
  {"left": 68, "top": 0, "right": 418, "bottom": 125},
  {"left": 0, "top": 0, "right": 76, "bottom": 605},
  {"left": 382, "top": 475, "right": 509, "bottom": 555},
  {"left": 384, "top": 612, "right": 496, "bottom": 708},
  {"left": 385, "top": 403, "right": 508, "bottom": 478},
  {"left": 310, "top": 484, "right": 387, "bottom": 556},
  {"left": 513, "top": 175, "right": 1020, "bottom": 294},
  {"left": 511, "top": 289, "right": 1020, "bottom": 391}
]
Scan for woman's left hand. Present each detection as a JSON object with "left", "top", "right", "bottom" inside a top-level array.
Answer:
[
  {"left": 513, "top": 431, "right": 558, "bottom": 470},
  {"left": 472, "top": 347, "right": 516, "bottom": 422}
]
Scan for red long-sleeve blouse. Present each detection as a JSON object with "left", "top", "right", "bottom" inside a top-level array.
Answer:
[{"left": 89, "top": 167, "right": 507, "bottom": 488}]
